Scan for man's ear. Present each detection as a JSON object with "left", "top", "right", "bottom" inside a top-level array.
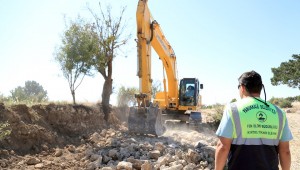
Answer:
[{"left": 241, "top": 85, "right": 249, "bottom": 95}]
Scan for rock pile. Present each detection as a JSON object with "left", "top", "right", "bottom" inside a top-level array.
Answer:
[
  {"left": 1, "top": 128, "right": 217, "bottom": 170},
  {"left": 0, "top": 104, "right": 218, "bottom": 169}
]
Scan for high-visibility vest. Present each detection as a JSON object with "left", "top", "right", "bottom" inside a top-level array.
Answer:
[{"left": 229, "top": 98, "right": 286, "bottom": 145}]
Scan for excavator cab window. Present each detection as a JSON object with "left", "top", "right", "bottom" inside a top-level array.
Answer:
[{"left": 179, "top": 78, "right": 199, "bottom": 106}]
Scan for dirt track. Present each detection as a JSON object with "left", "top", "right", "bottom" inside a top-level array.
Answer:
[{"left": 287, "top": 112, "right": 300, "bottom": 169}]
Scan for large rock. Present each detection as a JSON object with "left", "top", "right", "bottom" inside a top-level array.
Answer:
[
  {"left": 141, "top": 160, "right": 153, "bottom": 170},
  {"left": 183, "top": 163, "right": 196, "bottom": 170},
  {"left": 34, "top": 163, "right": 44, "bottom": 169},
  {"left": 127, "top": 157, "right": 143, "bottom": 169},
  {"left": 90, "top": 154, "right": 102, "bottom": 162},
  {"left": 108, "top": 149, "right": 118, "bottom": 160},
  {"left": 117, "top": 161, "right": 133, "bottom": 170},
  {"left": 26, "top": 157, "right": 41, "bottom": 165},
  {"left": 187, "top": 149, "right": 201, "bottom": 163},
  {"left": 149, "top": 150, "right": 161, "bottom": 159},
  {"left": 101, "top": 167, "right": 113, "bottom": 170},
  {"left": 155, "top": 142, "right": 165, "bottom": 152},
  {"left": 54, "top": 149, "right": 63, "bottom": 157},
  {"left": 161, "top": 164, "right": 183, "bottom": 170}
]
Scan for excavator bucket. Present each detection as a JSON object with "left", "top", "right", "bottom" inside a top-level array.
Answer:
[
  {"left": 128, "top": 105, "right": 166, "bottom": 136},
  {"left": 188, "top": 111, "right": 202, "bottom": 130}
]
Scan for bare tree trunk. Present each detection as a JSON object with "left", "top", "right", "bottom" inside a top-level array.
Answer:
[
  {"left": 71, "top": 90, "right": 76, "bottom": 105},
  {"left": 102, "top": 78, "right": 112, "bottom": 122},
  {"left": 101, "top": 59, "right": 113, "bottom": 122}
]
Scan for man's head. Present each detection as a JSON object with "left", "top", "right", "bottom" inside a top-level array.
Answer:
[{"left": 238, "top": 70, "right": 263, "bottom": 96}]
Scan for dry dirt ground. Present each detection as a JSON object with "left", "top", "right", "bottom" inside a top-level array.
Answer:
[
  {"left": 284, "top": 102, "right": 300, "bottom": 169},
  {"left": 0, "top": 102, "right": 299, "bottom": 170}
]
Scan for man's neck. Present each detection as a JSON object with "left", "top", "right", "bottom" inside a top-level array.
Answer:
[{"left": 242, "top": 93, "right": 260, "bottom": 99}]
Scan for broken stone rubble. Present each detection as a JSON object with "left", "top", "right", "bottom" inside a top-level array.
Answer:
[{"left": 2, "top": 128, "right": 217, "bottom": 170}]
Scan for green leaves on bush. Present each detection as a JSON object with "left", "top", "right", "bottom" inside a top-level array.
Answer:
[
  {"left": 0, "top": 122, "right": 11, "bottom": 141},
  {"left": 117, "top": 86, "right": 139, "bottom": 107},
  {"left": 269, "top": 97, "right": 293, "bottom": 108}
]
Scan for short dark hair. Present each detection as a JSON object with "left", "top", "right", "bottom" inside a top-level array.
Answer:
[{"left": 238, "top": 70, "right": 262, "bottom": 93}]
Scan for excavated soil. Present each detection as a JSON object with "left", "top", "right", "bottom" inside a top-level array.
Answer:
[
  {"left": 0, "top": 103, "right": 108, "bottom": 155},
  {"left": 0, "top": 103, "right": 299, "bottom": 170}
]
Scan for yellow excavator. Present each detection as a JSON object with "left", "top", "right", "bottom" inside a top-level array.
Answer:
[{"left": 128, "top": 0, "right": 203, "bottom": 136}]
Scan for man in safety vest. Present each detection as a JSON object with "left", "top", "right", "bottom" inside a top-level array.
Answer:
[{"left": 215, "top": 70, "right": 293, "bottom": 170}]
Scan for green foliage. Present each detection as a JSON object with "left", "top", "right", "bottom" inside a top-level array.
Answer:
[
  {"left": 205, "top": 103, "right": 225, "bottom": 128},
  {"left": 55, "top": 17, "right": 97, "bottom": 104},
  {"left": 10, "top": 81, "right": 48, "bottom": 103},
  {"left": 231, "top": 98, "right": 237, "bottom": 103},
  {"left": 10, "top": 86, "right": 26, "bottom": 102},
  {"left": 285, "top": 95, "right": 300, "bottom": 102},
  {"left": 117, "top": 86, "right": 138, "bottom": 107},
  {"left": 271, "top": 54, "right": 300, "bottom": 89},
  {"left": 0, "top": 92, "right": 11, "bottom": 103},
  {"left": 212, "top": 103, "right": 225, "bottom": 122},
  {"left": 0, "top": 122, "right": 11, "bottom": 141},
  {"left": 116, "top": 81, "right": 162, "bottom": 107},
  {"left": 269, "top": 97, "right": 292, "bottom": 108},
  {"left": 88, "top": 3, "right": 131, "bottom": 80},
  {"left": 152, "top": 80, "right": 162, "bottom": 99},
  {"left": 88, "top": 3, "right": 131, "bottom": 121},
  {"left": 201, "top": 105, "right": 213, "bottom": 109}
]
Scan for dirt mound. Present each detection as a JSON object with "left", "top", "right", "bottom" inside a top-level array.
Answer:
[
  {"left": 0, "top": 103, "right": 219, "bottom": 169},
  {"left": 0, "top": 103, "right": 107, "bottom": 155}
]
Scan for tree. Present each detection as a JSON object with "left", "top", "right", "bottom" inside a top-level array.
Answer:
[
  {"left": 10, "top": 86, "right": 26, "bottom": 102},
  {"left": 55, "top": 17, "right": 97, "bottom": 104},
  {"left": 0, "top": 92, "right": 5, "bottom": 101},
  {"left": 152, "top": 80, "right": 162, "bottom": 99},
  {"left": 88, "top": 3, "right": 131, "bottom": 121},
  {"left": 117, "top": 82, "right": 161, "bottom": 107},
  {"left": 10, "top": 80, "right": 48, "bottom": 103},
  {"left": 117, "top": 86, "right": 138, "bottom": 107},
  {"left": 271, "top": 54, "right": 300, "bottom": 90},
  {"left": 24, "top": 81, "right": 48, "bottom": 102}
]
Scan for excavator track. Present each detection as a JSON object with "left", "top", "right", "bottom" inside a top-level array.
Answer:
[
  {"left": 128, "top": 105, "right": 166, "bottom": 136},
  {"left": 162, "top": 111, "right": 203, "bottom": 131}
]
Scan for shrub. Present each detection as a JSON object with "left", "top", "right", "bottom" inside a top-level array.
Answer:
[
  {"left": 269, "top": 97, "right": 292, "bottom": 108},
  {"left": 205, "top": 103, "right": 224, "bottom": 129},
  {"left": 0, "top": 122, "right": 11, "bottom": 141},
  {"left": 296, "top": 95, "right": 300, "bottom": 102},
  {"left": 201, "top": 105, "right": 213, "bottom": 109},
  {"left": 212, "top": 103, "right": 224, "bottom": 125},
  {"left": 279, "top": 99, "right": 292, "bottom": 108},
  {"left": 231, "top": 98, "right": 237, "bottom": 103}
]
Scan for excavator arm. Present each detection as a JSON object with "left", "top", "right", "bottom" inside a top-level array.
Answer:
[
  {"left": 128, "top": 0, "right": 203, "bottom": 135},
  {"left": 129, "top": 0, "right": 178, "bottom": 136},
  {"left": 136, "top": 0, "right": 178, "bottom": 108}
]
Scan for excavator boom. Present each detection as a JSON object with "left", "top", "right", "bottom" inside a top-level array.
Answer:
[
  {"left": 128, "top": 0, "right": 170, "bottom": 136},
  {"left": 128, "top": 0, "right": 203, "bottom": 136}
]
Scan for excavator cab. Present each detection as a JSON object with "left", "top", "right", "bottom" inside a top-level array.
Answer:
[{"left": 179, "top": 78, "right": 203, "bottom": 107}]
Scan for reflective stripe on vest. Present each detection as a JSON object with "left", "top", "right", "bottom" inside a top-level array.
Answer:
[
  {"left": 230, "top": 102, "right": 284, "bottom": 145},
  {"left": 274, "top": 105, "right": 286, "bottom": 139}
]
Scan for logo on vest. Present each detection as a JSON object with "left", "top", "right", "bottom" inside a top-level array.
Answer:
[{"left": 256, "top": 111, "right": 267, "bottom": 122}]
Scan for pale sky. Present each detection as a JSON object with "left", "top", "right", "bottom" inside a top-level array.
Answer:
[{"left": 1, "top": 0, "right": 299, "bottom": 105}]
